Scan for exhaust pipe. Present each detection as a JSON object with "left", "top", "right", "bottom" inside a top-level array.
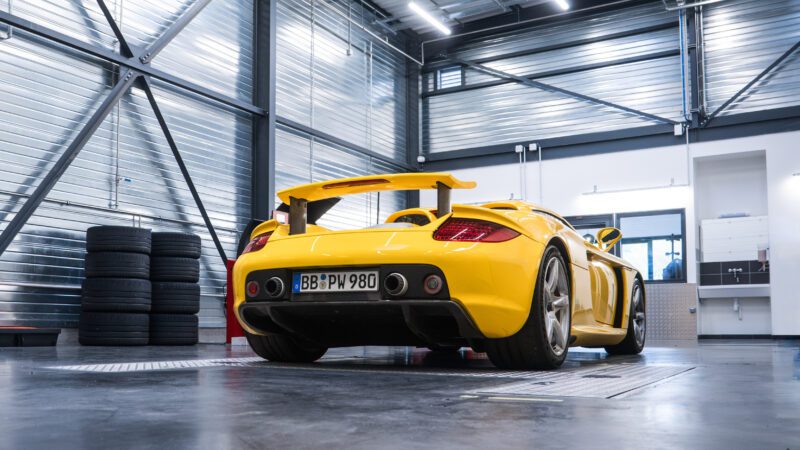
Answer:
[
  {"left": 264, "top": 277, "right": 286, "bottom": 298},
  {"left": 384, "top": 273, "right": 408, "bottom": 297}
]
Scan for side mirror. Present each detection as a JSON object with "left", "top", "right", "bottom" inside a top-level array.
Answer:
[{"left": 596, "top": 227, "right": 622, "bottom": 252}]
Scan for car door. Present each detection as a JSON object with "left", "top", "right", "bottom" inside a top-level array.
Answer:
[{"left": 586, "top": 245, "right": 618, "bottom": 326}]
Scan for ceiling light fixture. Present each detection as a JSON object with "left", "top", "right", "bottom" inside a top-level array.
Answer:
[
  {"left": 553, "top": 0, "right": 570, "bottom": 10},
  {"left": 409, "top": 2, "right": 452, "bottom": 36}
]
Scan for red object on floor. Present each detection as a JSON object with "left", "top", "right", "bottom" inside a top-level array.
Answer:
[{"left": 226, "top": 259, "right": 244, "bottom": 344}]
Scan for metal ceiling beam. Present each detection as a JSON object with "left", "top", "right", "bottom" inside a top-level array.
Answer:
[
  {"left": 140, "top": 77, "right": 228, "bottom": 265},
  {"left": 0, "top": 9, "right": 264, "bottom": 115},
  {"left": 452, "top": 57, "right": 680, "bottom": 125},
  {"left": 0, "top": 71, "right": 140, "bottom": 257},
  {"left": 423, "top": 20, "right": 678, "bottom": 71},
  {"left": 423, "top": 49, "right": 680, "bottom": 98},
  {"left": 703, "top": 40, "right": 800, "bottom": 127}
]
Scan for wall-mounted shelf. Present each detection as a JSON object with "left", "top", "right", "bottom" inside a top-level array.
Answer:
[{"left": 698, "top": 284, "right": 770, "bottom": 300}]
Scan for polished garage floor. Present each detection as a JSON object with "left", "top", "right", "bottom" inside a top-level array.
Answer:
[{"left": 1, "top": 340, "right": 798, "bottom": 449}]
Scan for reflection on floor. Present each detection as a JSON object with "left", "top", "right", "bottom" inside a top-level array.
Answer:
[{"left": 1, "top": 340, "right": 799, "bottom": 448}]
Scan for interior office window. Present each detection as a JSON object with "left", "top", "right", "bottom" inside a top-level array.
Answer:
[
  {"left": 617, "top": 210, "right": 686, "bottom": 282},
  {"left": 564, "top": 214, "right": 614, "bottom": 249},
  {"left": 436, "top": 66, "right": 463, "bottom": 90}
]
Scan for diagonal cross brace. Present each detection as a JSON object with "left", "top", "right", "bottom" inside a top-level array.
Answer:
[
  {"left": 452, "top": 58, "right": 680, "bottom": 126},
  {"left": 703, "top": 40, "right": 800, "bottom": 127},
  {"left": 139, "top": 77, "right": 228, "bottom": 266},
  {"left": 0, "top": 70, "right": 140, "bottom": 256},
  {"left": 95, "top": 0, "right": 134, "bottom": 58},
  {"left": 0, "top": 1, "right": 229, "bottom": 263}
]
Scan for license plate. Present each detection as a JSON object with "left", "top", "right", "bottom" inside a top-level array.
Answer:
[{"left": 292, "top": 270, "right": 379, "bottom": 293}]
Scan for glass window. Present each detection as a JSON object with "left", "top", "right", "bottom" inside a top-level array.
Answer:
[
  {"left": 437, "top": 66, "right": 462, "bottom": 89},
  {"left": 565, "top": 214, "right": 613, "bottom": 247},
  {"left": 618, "top": 210, "right": 685, "bottom": 282}
]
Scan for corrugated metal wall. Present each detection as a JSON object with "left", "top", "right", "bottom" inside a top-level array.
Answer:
[
  {"left": 0, "top": 0, "right": 254, "bottom": 328},
  {"left": 423, "top": 2, "right": 684, "bottom": 154},
  {"left": 275, "top": 126, "right": 406, "bottom": 231},
  {"left": 703, "top": 0, "right": 800, "bottom": 116},
  {"left": 274, "top": 0, "right": 409, "bottom": 228},
  {"left": 276, "top": 0, "right": 408, "bottom": 162}
]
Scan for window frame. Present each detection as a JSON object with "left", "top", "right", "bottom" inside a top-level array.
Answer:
[
  {"left": 615, "top": 208, "right": 687, "bottom": 284},
  {"left": 435, "top": 66, "right": 464, "bottom": 90}
]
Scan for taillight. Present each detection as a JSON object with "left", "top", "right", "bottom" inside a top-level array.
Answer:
[
  {"left": 242, "top": 232, "right": 272, "bottom": 254},
  {"left": 433, "top": 218, "right": 519, "bottom": 243}
]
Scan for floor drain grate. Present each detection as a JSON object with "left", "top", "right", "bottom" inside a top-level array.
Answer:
[
  {"left": 470, "top": 364, "right": 694, "bottom": 399},
  {"left": 47, "top": 357, "right": 267, "bottom": 373}
]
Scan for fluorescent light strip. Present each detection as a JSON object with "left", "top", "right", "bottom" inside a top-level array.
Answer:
[
  {"left": 409, "top": 2, "right": 452, "bottom": 36},
  {"left": 553, "top": 0, "right": 570, "bottom": 10}
]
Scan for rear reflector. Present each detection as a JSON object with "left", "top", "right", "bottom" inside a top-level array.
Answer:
[
  {"left": 433, "top": 218, "right": 519, "bottom": 243},
  {"left": 242, "top": 232, "right": 272, "bottom": 254}
]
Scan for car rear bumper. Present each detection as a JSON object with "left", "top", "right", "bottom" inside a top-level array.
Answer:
[
  {"left": 238, "top": 299, "right": 485, "bottom": 348},
  {"left": 233, "top": 229, "right": 545, "bottom": 339}
]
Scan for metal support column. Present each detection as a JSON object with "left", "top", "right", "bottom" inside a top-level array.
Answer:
[
  {"left": 289, "top": 197, "right": 308, "bottom": 235},
  {"left": 685, "top": 6, "right": 704, "bottom": 128},
  {"left": 405, "top": 35, "right": 421, "bottom": 208},
  {"left": 252, "top": 0, "right": 277, "bottom": 221}
]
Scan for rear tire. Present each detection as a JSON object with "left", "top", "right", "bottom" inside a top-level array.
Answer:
[
  {"left": 605, "top": 278, "right": 646, "bottom": 355},
  {"left": 486, "top": 245, "right": 571, "bottom": 370},
  {"left": 245, "top": 331, "right": 327, "bottom": 363}
]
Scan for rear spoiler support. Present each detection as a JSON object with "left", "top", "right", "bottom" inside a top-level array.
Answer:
[
  {"left": 289, "top": 197, "right": 307, "bottom": 235},
  {"left": 436, "top": 182, "right": 451, "bottom": 218}
]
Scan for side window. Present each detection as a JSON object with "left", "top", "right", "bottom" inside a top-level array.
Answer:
[{"left": 564, "top": 214, "right": 614, "bottom": 247}]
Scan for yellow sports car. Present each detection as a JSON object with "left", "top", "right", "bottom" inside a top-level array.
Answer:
[{"left": 233, "top": 173, "right": 645, "bottom": 369}]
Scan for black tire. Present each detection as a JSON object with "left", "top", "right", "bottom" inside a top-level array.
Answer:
[
  {"left": 245, "top": 331, "right": 327, "bottom": 363},
  {"left": 85, "top": 252, "right": 150, "bottom": 279},
  {"left": 150, "top": 257, "right": 200, "bottom": 282},
  {"left": 485, "top": 245, "right": 571, "bottom": 370},
  {"left": 78, "top": 312, "right": 149, "bottom": 346},
  {"left": 81, "top": 278, "right": 151, "bottom": 312},
  {"left": 151, "top": 282, "right": 200, "bottom": 314},
  {"left": 605, "top": 278, "right": 646, "bottom": 355},
  {"left": 149, "top": 314, "right": 198, "bottom": 345},
  {"left": 86, "top": 226, "right": 151, "bottom": 254},
  {"left": 151, "top": 232, "right": 201, "bottom": 258}
]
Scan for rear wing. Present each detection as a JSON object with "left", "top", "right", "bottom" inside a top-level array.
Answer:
[{"left": 276, "top": 173, "right": 477, "bottom": 235}]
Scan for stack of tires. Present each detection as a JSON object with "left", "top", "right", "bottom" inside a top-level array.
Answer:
[
  {"left": 149, "top": 232, "right": 201, "bottom": 345},
  {"left": 79, "top": 226, "right": 152, "bottom": 346}
]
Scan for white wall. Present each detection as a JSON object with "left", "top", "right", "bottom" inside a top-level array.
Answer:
[
  {"left": 694, "top": 151, "right": 768, "bottom": 220},
  {"left": 423, "top": 130, "right": 800, "bottom": 335}
]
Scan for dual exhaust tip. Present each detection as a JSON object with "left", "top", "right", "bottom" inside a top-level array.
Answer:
[
  {"left": 249, "top": 273, "right": 443, "bottom": 299},
  {"left": 384, "top": 273, "right": 443, "bottom": 297}
]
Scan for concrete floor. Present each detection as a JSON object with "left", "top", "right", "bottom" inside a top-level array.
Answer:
[{"left": 0, "top": 339, "right": 798, "bottom": 449}]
